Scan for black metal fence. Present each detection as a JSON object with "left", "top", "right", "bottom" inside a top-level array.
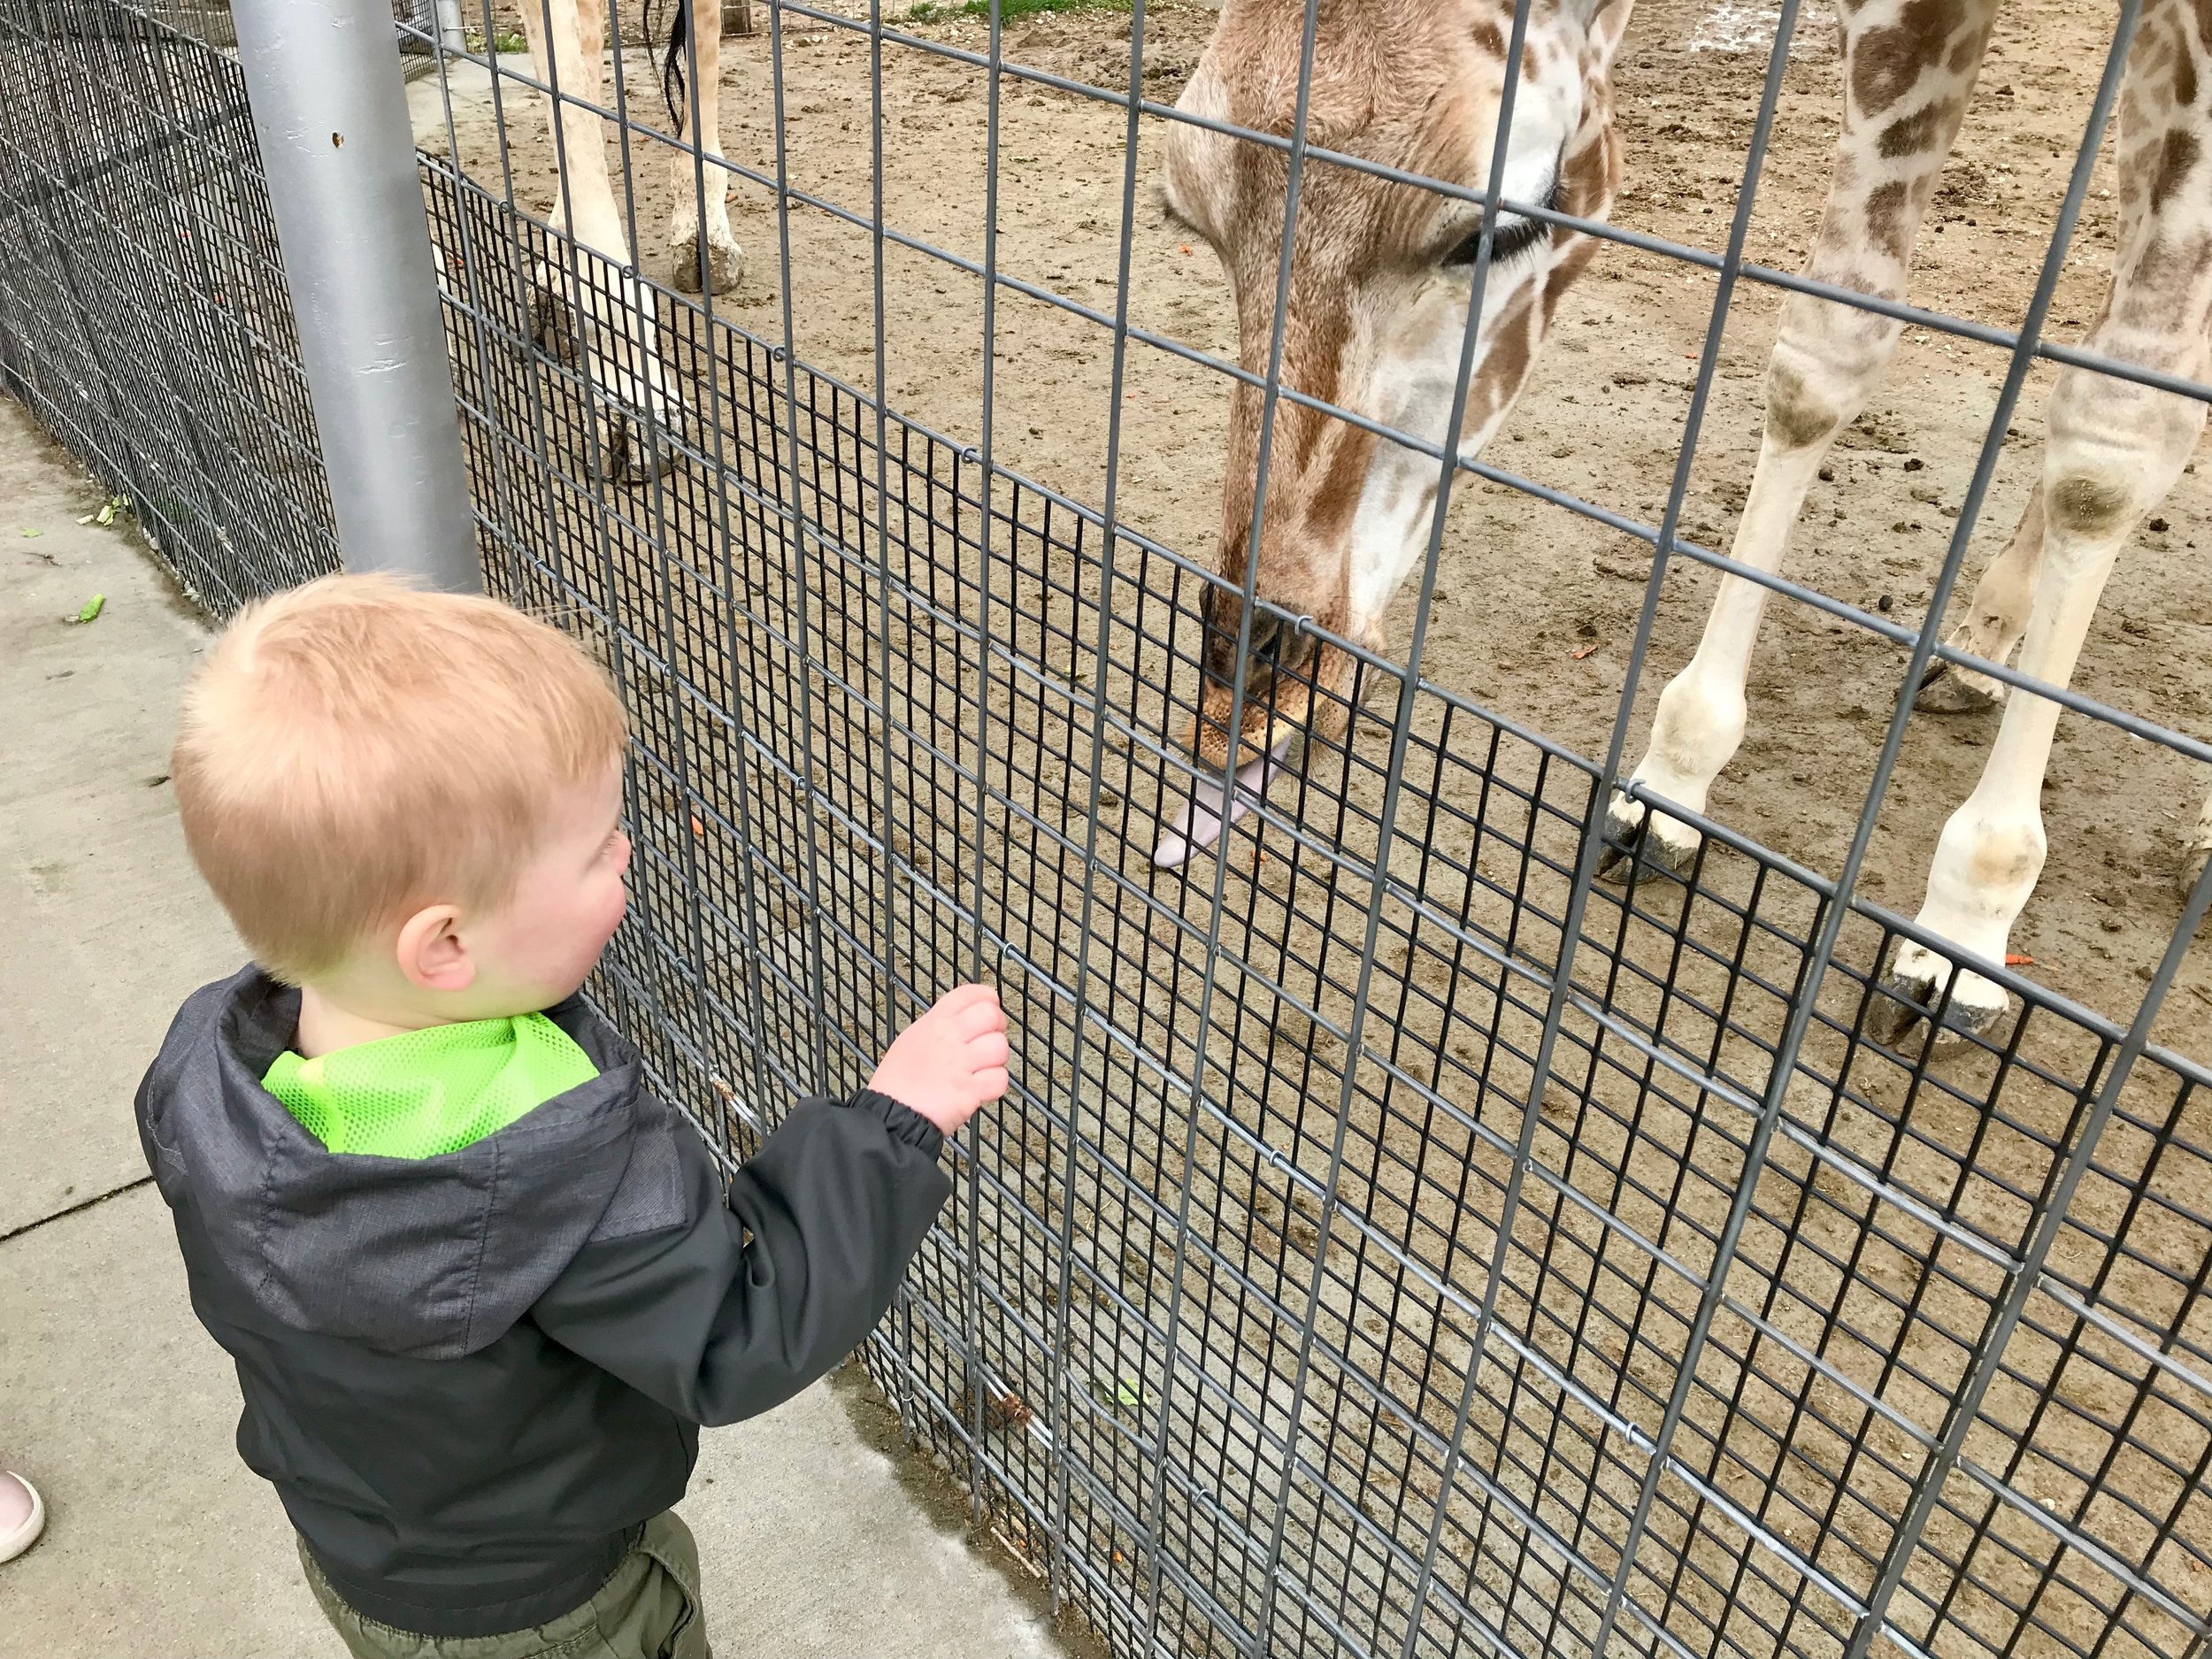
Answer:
[{"left": 5, "top": 3, "right": 2210, "bottom": 1659}]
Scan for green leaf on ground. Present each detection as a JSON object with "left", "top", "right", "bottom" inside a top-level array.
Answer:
[
  {"left": 71, "top": 594, "right": 105, "bottom": 625},
  {"left": 20, "top": 527, "right": 41, "bottom": 537}
]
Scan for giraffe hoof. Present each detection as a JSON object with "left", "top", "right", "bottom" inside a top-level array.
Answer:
[
  {"left": 671, "top": 228, "right": 744, "bottom": 296},
  {"left": 1869, "top": 942, "right": 2009, "bottom": 1048},
  {"left": 597, "top": 406, "right": 687, "bottom": 488},
  {"left": 528, "top": 274, "right": 581, "bottom": 365},
  {"left": 1913, "top": 657, "right": 2005, "bottom": 716},
  {"left": 1596, "top": 794, "right": 1700, "bottom": 886}
]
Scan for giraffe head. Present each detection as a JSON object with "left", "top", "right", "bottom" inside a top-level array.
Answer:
[{"left": 1151, "top": 0, "right": 1630, "bottom": 866}]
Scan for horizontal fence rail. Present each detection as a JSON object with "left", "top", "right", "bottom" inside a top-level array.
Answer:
[{"left": 5, "top": 3, "right": 2208, "bottom": 1659}]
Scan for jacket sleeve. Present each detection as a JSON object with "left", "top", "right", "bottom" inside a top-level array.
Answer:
[{"left": 530, "top": 1088, "right": 951, "bottom": 1426}]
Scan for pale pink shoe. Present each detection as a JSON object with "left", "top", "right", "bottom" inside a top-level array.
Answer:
[{"left": 0, "top": 1473, "right": 44, "bottom": 1563}]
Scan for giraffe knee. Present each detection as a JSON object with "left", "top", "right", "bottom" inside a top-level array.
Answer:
[
  {"left": 2047, "top": 472, "right": 2136, "bottom": 540},
  {"left": 1763, "top": 360, "right": 1847, "bottom": 453}
]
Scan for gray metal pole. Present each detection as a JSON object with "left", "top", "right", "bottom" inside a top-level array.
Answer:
[
  {"left": 233, "top": 0, "right": 480, "bottom": 594},
  {"left": 433, "top": 0, "right": 468, "bottom": 54}
]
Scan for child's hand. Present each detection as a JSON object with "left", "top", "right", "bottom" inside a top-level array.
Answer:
[{"left": 868, "top": 984, "right": 1010, "bottom": 1137}]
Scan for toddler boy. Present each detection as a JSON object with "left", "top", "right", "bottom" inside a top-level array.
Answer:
[{"left": 137, "top": 573, "right": 1007, "bottom": 1658}]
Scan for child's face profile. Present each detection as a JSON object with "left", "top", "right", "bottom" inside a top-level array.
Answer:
[
  {"left": 386, "top": 762, "right": 633, "bottom": 1021},
  {"left": 460, "top": 761, "right": 634, "bottom": 1015}
]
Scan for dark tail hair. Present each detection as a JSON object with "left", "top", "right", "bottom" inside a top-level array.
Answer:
[{"left": 657, "top": 0, "right": 690, "bottom": 131}]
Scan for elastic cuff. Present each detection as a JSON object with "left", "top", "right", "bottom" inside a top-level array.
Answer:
[{"left": 844, "top": 1087, "right": 946, "bottom": 1157}]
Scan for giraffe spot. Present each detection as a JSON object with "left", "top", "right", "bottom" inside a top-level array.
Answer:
[
  {"left": 1471, "top": 20, "right": 1504, "bottom": 58},
  {"left": 1852, "top": 33, "right": 1917, "bottom": 112},
  {"left": 2048, "top": 474, "right": 2132, "bottom": 537},
  {"left": 2132, "top": 227, "right": 2212, "bottom": 303},
  {"left": 1866, "top": 180, "right": 1911, "bottom": 258},
  {"left": 2176, "top": 38, "right": 2197, "bottom": 106},
  {"left": 1468, "top": 295, "right": 1537, "bottom": 435},
  {"left": 1555, "top": 112, "right": 1620, "bottom": 222},
  {"left": 1852, "top": 0, "right": 1967, "bottom": 115},
  {"left": 1764, "top": 363, "right": 1837, "bottom": 452},
  {"left": 1310, "top": 421, "right": 1375, "bottom": 546},
  {"left": 2146, "top": 35, "right": 2181, "bottom": 93},
  {"left": 1544, "top": 233, "right": 1601, "bottom": 322},
  {"left": 1878, "top": 99, "right": 1952, "bottom": 160},
  {"left": 2153, "top": 129, "right": 2200, "bottom": 212}
]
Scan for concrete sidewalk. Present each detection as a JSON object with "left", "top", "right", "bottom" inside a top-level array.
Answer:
[{"left": 0, "top": 401, "right": 1064, "bottom": 1659}]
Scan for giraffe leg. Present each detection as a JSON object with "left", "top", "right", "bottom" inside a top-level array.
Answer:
[
  {"left": 526, "top": 0, "right": 680, "bottom": 483},
  {"left": 1875, "top": 0, "right": 2212, "bottom": 1039},
  {"left": 669, "top": 2, "right": 742, "bottom": 295},
  {"left": 1601, "top": 0, "right": 2001, "bottom": 881},
  {"left": 1913, "top": 482, "right": 2044, "bottom": 713},
  {"left": 528, "top": 0, "right": 632, "bottom": 290}
]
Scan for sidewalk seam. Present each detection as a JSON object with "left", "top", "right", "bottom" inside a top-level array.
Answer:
[{"left": 0, "top": 1176, "right": 153, "bottom": 1245}]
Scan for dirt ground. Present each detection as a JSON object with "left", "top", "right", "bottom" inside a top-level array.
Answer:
[{"left": 414, "top": 5, "right": 2212, "bottom": 1657}]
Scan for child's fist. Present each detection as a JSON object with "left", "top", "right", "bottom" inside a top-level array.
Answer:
[{"left": 868, "top": 983, "right": 1010, "bottom": 1138}]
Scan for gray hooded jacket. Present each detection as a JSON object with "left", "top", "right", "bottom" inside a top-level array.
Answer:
[{"left": 135, "top": 967, "right": 951, "bottom": 1637}]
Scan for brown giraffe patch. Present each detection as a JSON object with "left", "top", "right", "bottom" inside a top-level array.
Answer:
[
  {"left": 2129, "top": 227, "right": 2212, "bottom": 305},
  {"left": 1471, "top": 19, "right": 1504, "bottom": 58},
  {"left": 1865, "top": 178, "right": 1912, "bottom": 258},
  {"left": 1764, "top": 361, "right": 1837, "bottom": 451},
  {"left": 1310, "top": 423, "right": 1376, "bottom": 546},
  {"left": 2142, "top": 31, "right": 2180, "bottom": 96},
  {"left": 2049, "top": 473, "right": 2135, "bottom": 536},
  {"left": 1878, "top": 98, "right": 1954, "bottom": 160},
  {"left": 2153, "top": 128, "right": 2201, "bottom": 211},
  {"left": 1852, "top": 0, "right": 1960, "bottom": 115},
  {"left": 1544, "top": 234, "right": 1601, "bottom": 322},
  {"left": 1462, "top": 292, "right": 1537, "bottom": 437}
]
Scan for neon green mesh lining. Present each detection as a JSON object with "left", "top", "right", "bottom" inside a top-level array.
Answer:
[{"left": 262, "top": 1014, "right": 600, "bottom": 1159}]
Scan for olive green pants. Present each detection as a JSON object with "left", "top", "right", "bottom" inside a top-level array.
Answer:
[{"left": 299, "top": 1512, "right": 710, "bottom": 1659}]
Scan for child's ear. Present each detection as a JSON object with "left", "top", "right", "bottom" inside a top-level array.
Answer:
[{"left": 394, "top": 904, "right": 475, "bottom": 994}]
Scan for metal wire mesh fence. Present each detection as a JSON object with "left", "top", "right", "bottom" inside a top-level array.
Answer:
[
  {"left": 8, "top": 1, "right": 2212, "bottom": 1657},
  {"left": 0, "top": 0, "right": 338, "bottom": 610}
]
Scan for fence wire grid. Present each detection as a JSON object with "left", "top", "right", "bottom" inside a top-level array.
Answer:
[{"left": 4, "top": 2, "right": 2211, "bottom": 1658}]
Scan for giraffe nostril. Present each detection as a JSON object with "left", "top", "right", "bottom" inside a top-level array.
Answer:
[
  {"left": 1257, "top": 621, "right": 1317, "bottom": 689},
  {"left": 1249, "top": 612, "right": 1287, "bottom": 664}
]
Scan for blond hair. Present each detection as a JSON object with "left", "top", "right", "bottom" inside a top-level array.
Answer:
[{"left": 173, "top": 573, "right": 626, "bottom": 983}]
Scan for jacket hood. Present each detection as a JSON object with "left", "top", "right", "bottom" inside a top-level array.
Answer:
[{"left": 137, "top": 967, "right": 682, "bottom": 1360}]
